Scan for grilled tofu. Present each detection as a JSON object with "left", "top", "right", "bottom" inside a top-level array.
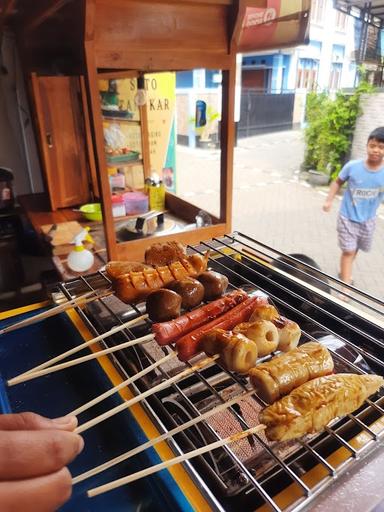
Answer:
[
  {"left": 249, "top": 342, "right": 334, "bottom": 404},
  {"left": 260, "top": 373, "right": 383, "bottom": 441}
]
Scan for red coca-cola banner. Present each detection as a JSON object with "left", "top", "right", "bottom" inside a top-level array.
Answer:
[{"left": 237, "top": 0, "right": 310, "bottom": 52}]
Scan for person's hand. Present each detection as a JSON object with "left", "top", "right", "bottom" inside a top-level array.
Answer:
[
  {"left": 0, "top": 412, "right": 83, "bottom": 512},
  {"left": 322, "top": 200, "right": 332, "bottom": 212}
]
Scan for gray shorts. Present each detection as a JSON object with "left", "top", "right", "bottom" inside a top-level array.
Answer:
[{"left": 337, "top": 214, "right": 376, "bottom": 252}]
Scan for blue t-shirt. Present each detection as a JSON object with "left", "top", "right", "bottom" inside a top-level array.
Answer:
[{"left": 339, "top": 159, "right": 384, "bottom": 222}]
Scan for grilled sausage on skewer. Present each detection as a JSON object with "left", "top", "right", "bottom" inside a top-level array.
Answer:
[
  {"left": 249, "top": 342, "right": 334, "bottom": 404},
  {"left": 260, "top": 373, "right": 383, "bottom": 441},
  {"left": 233, "top": 320, "right": 279, "bottom": 357},
  {"left": 152, "top": 290, "right": 248, "bottom": 346},
  {"left": 176, "top": 295, "right": 268, "bottom": 362},
  {"left": 106, "top": 253, "right": 209, "bottom": 304},
  {"left": 202, "top": 328, "right": 258, "bottom": 373}
]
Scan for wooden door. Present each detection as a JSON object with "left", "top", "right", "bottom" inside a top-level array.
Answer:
[{"left": 31, "top": 74, "right": 92, "bottom": 210}]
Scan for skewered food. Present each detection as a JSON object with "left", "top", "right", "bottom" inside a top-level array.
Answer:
[
  {"left": 202, "top": 328, "right": 258, "bottom": 373},
  {"left": 249, "top": 305, "right": 301, "bottom": 351},
  {"left": 249, "top": 304, "right": 279, "bottom": 322},
  {"left": 274, "top": 317, "right": 301, "bottom": 351},
  {"left": 176, "top": 295, "right": 268, "bottom": 361},
  {"left": 152, "top": 290, "right": 248, "bottom": 346},
  {"left": 249, "top": 342, "right": 334, "bottom": 404},
  {"left": 105, "top": 261, "right": 151, "bottom": 279},
  {"left": 146, "top": 289, "right": 182, "bottom": 322},
  {"left": 167, "top": 278, "right": 205, "bottom": 309},
  {"left": 106, "top": 253, "right": 209, "bottom": 303},
  {"left": 233, "top": 320, "right": 279, "bottom": 357},
  {"left": 144, "top": 241, "right": 187, "bottom": 266},
  {"left": 260, "top": 373, "right": 383, "bottom": 441},
  {"left": 197, "top": 271, "right": 229, "bottom": 300}
]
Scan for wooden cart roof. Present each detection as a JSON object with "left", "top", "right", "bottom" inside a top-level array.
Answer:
[{"left": 1, "top": 0, "right": 309, "bottom": 73}]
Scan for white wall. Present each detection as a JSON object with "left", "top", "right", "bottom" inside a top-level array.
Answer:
[
  {"left": 0, "top": 32, "right": 43, "bottom": 197},
  {"left": 351, "top": 93, "right": 384, "bottom": 160},
  {"left": 309, "top": 0, "right": 356, "bottom": 91}
]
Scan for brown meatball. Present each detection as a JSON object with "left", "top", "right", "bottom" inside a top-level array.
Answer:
[
  {"left": 197, "top": 271, "right": 229, "bottom": 300},
  {"left": 167, "top": 278, "right": 205, "bottom": 309},
  {"left": 146, "top": 289, "right": 182, "bottom": 322}
]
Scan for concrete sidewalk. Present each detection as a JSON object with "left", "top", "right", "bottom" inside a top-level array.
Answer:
[{"left": 176, "top": 130, "right": 384, "bottom": 301}]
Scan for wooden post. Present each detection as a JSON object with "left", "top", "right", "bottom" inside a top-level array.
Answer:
[{"left": 83, "top": 0, "right": 117, "bottom": 260}]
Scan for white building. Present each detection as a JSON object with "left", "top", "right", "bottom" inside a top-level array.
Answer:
[{"left": 242, "top": 0, "right": 358, "bottom": 93}]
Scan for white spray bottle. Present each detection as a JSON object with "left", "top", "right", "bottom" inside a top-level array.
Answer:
[{"left": 67, "top": 227, "right": 95, "bottom": 272}]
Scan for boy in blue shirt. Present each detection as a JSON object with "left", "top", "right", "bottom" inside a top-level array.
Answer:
[{"left": 323, "top": 126, "right": 384, "bottom": 289}]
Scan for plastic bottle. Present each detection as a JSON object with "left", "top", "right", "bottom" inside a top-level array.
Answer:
[{"left": 67, "top": 227, "right": 95, "bottom": 272}]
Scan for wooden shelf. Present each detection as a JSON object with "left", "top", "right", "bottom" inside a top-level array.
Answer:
[
  {"left": 106, "top": 158, "right": 143, "bottom": 168},
  {"left": 102, "top": 116, "right": 140, "bottom": 124}
]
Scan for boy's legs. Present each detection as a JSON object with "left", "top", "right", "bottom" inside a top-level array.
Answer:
[
  {"left": 340, "top": 250, "right": 357, "bottom": 284},
  {"left": 337, "top": 215, "right": 376, "bottom": 288}
]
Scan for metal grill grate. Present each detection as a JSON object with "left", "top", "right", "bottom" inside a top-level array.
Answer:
[{"left": 54, "top": 233, "right": 384, "bottom": 512}]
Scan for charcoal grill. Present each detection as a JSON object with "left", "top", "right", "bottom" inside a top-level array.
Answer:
[{"left": 4, "top": 232, "right": 384, "bottom": 511}]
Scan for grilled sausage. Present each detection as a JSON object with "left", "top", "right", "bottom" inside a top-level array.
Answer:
[
  {"left": 176, "top": 295, "right": 268, "bottom": 361},
  {"left": 249, "top": 342, "right": 334, "bottom": 404},
  {"left": 201, "top": 328, "right": 258, "bottom": 373},
  {"left": 107, "top": 253, "right": 209, "bottom": 304},
  {"left": 105, "top": 261, "right": 151, "bottom": 279},
  {"left": 152, "top": 290, "right": 248, "bottom": 346},
  {"left": 260, "top": 373, "right": 383, "bottom": 441}
]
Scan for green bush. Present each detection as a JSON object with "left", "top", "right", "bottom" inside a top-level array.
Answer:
[{"left": 304, "top": 79, "right": 374, "bottom": 181}]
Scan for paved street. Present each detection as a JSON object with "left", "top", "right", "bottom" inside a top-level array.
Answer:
[{"left": 176, "top": 130, "right": 384, "bottom": 302}]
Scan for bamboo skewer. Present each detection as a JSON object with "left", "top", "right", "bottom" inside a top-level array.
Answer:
[
  {"left": 75, "top": 356, "right": 219, "bottom": 435},
  {"left": 0, "top": 289, "right": 109, "bottom": 336},
  {"left": 10, "top": 314, "right": 148, "bottom": 380},
  {"left": 87, "top": 424, "right": 265, "bottom": 498},
  {"left": 7, "top": 333, "right": 154, "bottom": 387},
  {"left": 73, "top": 389, "right": 254, "bottom": 484},
  {"left": 68, "top": 352, "right": 177, "bottom": 417}
]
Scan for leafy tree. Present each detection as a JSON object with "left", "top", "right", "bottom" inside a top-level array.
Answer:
[{"left": 303, "top": 76, "right": 374, "bottom": 182}]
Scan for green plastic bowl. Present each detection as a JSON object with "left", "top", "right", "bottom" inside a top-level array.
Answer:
[{"left": 79, "top": 203, "right": 103, "bottom": 222}]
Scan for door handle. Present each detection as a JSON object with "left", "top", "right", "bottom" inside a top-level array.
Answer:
[{"left": 46, "top": 133, "right": 53, "bottom": 148}]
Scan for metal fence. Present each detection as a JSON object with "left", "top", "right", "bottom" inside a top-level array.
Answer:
[{"left": 238, "top": 89, "right": 295, "bottom": 138}]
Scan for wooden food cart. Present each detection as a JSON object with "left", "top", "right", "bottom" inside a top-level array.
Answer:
[{"left": 6, "top": 0, "right": 309, "bottom": 263}]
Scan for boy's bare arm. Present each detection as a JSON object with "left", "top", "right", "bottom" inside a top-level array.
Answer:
[{"left": 323, "top": 178, "right": 344, "bottom": 212}]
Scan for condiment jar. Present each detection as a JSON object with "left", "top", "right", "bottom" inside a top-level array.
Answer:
[{"left": 111, "top": 194, "right": 125, "bottom": 218}]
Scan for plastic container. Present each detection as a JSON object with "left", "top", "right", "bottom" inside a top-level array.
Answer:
[
  {"left": 122, "top": 191, "right": 149, "bottom": 215},
  {"left": 111, "top": 194, "right": 126, "bottom": 218},
  {"left": 109, "top": 173, "right": 125, "bottom": 190}
]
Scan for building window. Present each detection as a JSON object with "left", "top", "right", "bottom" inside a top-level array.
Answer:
[
  {"left": 205, "top": 70, "right": 222, "bottom": 88},
  {"left": 176, "top": 71, "right": 193, "bottom": 88},
  {"left": 296, "top": 58, "right": 319, "bottom": 90},
  {"left": 329, "top": 63, "right": 343, "bottom": 89},
  {"left": 335, "top": 9, "right": 347, "bottom": 31},
  {"left": 332, "top": 44, "right": 345, "bottom": 63},
  {"left": 311, "top": 0, "right": 325, "bottom": 24}
]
